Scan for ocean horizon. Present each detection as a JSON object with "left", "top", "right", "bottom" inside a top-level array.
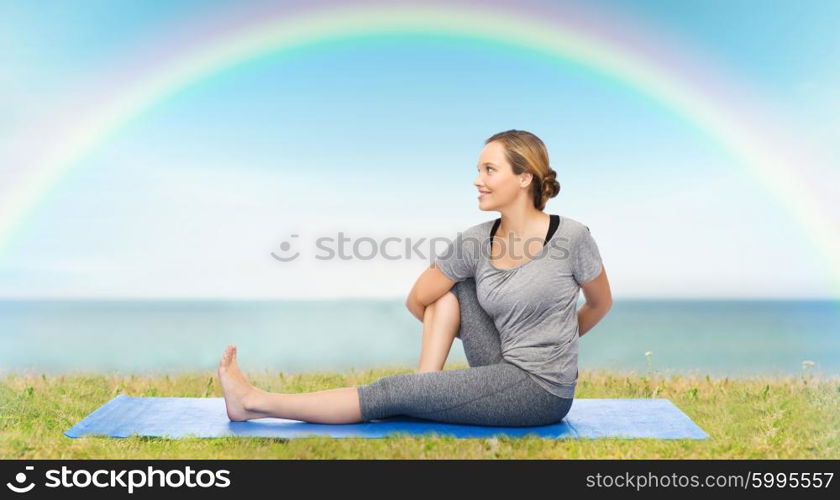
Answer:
[{"left": 1, "top": 298, "right": 838, "bottom": 377}]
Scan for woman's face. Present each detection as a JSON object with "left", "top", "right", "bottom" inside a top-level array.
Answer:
[{"left": 474, "top": 141, "right": 530, "bottom": 211}]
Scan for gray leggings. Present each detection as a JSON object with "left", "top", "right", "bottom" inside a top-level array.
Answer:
[{"left": 356, "top": 277, "right": 573, "bottom": 426}]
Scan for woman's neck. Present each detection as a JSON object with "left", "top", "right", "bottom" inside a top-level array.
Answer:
[{"left": 496, "top": 208, "right": 548, "bottom": 239}]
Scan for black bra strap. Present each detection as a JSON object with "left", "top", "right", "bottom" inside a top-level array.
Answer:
[
  {"left": 489, "top": 214, "right": 559, "bottom": 247},
  {"left": 490, "top": 218, "right": 501, "bottom": 240},
  {"left": 546, "top": 214, "right": 560, "bottom": 244}
]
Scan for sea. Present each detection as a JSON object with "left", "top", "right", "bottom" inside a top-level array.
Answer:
[{"left": 1, "top": 299, "right": 838, "bottom": 377}]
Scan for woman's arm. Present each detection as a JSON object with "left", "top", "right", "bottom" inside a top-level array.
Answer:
[
  {"left": 405, "top": 263, "right": 458, "bottom": 322},
  {"left": 577, "top": 265, "right": 612, "bottom": 337},
  {"left": 406, "top": 295, "right": 426, "bottom": 322}
]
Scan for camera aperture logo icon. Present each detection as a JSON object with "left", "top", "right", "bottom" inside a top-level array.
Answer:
[
  {"left": 6, "top": 466, "right": 35, "bottom": 493},
  {"left": 270, "top": 234, "right": 300, "bottom": 262}
]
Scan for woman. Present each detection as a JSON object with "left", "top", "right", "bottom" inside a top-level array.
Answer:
[{"left": 218, "top": 129, "right": 613, "bottom": 426}]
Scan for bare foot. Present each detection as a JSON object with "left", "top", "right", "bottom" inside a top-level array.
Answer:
[{"left": 217, "top": 345, "right": 265, "bottom": 421}]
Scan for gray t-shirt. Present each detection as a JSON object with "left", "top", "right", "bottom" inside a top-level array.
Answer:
[{"left": 433, "top": 215, "right": 604, "bottom": 398}]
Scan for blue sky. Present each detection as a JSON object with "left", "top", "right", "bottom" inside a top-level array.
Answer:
[{"left": 0, "top": 0, "right": 838, "bottom": 299}]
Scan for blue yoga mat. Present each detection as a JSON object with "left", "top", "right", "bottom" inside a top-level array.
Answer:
[{"left": 65, "top": 395, "right": 708, "bottom": 439}]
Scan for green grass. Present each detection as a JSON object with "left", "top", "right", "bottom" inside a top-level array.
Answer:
[{"left": 2, "top": 365, "right": 838, "bottom": 459}]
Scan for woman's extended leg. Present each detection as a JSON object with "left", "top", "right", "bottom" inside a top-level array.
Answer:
[
  {"left": 218, "top": 279, "right": 506, "bottom": 424},
  {"left": 218, "top": 345, "right": 363, "bottom": 424},
  {"left": 218, "top": 277, "right": 572, "bottom": 426},
  {"left": 218, "top": 343, "right": 571, "bottom": 426}
]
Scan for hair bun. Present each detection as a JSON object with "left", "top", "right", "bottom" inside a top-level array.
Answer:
[{"left": 542, "top": 168, "right": 560, "bottom": 199}]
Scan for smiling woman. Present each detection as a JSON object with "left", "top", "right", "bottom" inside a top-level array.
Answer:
[
  {"left": 476, "top": 131, "right": 560, "bottom": 212},
  {"left": 217, "top": 129, "right": 613, "bottom": 426}
]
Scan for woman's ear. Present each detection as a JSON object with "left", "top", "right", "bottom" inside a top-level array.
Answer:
[{"left": 519, "top": 172, "right": 533, "bottom": 189}]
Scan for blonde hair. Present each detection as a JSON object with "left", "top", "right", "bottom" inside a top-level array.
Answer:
[{"left": 484, "top": 129, "right": 560, "bottom": 211}]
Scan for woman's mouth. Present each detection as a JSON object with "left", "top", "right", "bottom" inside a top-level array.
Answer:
[{"left": 478, "top": 191, "right": 491, "bottom": 199}]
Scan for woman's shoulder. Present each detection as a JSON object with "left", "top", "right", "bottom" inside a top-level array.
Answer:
[
  {"left": 460, "top": 218, "right": 498, "bottom": 238},
  {"left": 555, "top": 215, "right": 594, "bottom": 239}
]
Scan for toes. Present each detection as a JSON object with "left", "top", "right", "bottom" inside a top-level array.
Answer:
[
  {"left": 221, "top": 346, "right": 234, "bottom": 365},
  {"left": 219, "top": 345, "right": 240, "bottom": 369}
]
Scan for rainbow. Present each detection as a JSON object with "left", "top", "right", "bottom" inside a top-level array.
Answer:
[{"left": 2, "top": 0, "right": 838, "bottom": 295}]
